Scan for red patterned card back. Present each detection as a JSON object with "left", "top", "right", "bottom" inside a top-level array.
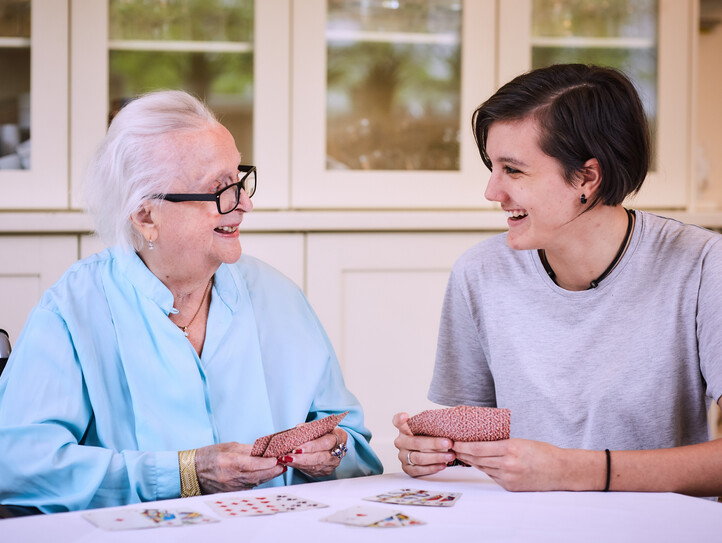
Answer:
[
  {"left": 251, "top": 412, "right": 349, "bottom": 457},
  {"left": 407, "top": 405, "right": 510, "bottom": 442}
]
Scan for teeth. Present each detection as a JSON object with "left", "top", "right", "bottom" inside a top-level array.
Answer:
[
  {"left": 217, "top": 226, "right": 238, "bottom": 233},
  {"left": 505, "top": 210, "right": 528, "bottom": 219}
]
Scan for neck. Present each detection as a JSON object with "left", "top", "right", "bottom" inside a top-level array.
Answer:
[{"left": 540, "top": 206, "right": 634, "bottom": 291}]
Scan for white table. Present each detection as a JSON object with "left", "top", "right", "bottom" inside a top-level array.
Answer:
[{"left": 3, "top": 468, "right": 721, "bottom": 542}]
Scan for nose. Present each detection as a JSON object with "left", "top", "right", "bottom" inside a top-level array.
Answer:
[
  {"left": 483, "top": 171, "right": 505, "bottom": 203},
  {"left": 237, "top": 187, "right": 254, "bottom": 212}
]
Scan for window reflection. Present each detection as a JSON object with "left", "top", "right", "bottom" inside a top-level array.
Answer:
[
  {"left": 0, "top": 0, "right": 31, "bottom": 170},
  {"left": 326, "top": 0, "right": 462, "bottom": 171},
  {"left": 531, "top": 0, "right": 658, "bottom": 168},
  {"left": 108, "top": 0, "right": 254, "bottom": 160}
]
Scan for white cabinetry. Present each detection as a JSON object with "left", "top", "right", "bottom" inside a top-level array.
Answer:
[
  {"left": 0, "top": 236, "right": 77, "bottom": 343},
  {"left": 307, "top": 232, "right": 488, "bottom": 471}
]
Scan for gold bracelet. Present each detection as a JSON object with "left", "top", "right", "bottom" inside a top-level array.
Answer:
[{"left": 178, "top": 449, "right": 201, "bottom": 497}]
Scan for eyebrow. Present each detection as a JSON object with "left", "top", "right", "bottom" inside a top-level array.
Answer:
[{"left": 495, "top": 156, "right": 529, "bottom": 168}]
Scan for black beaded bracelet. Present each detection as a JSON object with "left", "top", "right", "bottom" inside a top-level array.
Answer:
[{"left": 603, "top": 449, "right": 611, "bottom": 492}]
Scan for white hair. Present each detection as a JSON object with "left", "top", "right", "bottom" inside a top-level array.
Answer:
[{"left": 84, "top": 90, "right": 219, "bottom": 252}]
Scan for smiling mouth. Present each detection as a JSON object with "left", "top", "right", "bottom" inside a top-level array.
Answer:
[
  {"left": 215, "top": 225, "right": 239, "bottom": 233},
  {"left": 504, "top": 209, "right": 528, "bottom": 221}
]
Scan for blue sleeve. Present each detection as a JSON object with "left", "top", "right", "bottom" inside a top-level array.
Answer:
[{"left": 0, "top": 307, "right": 180, "bottom": 513}]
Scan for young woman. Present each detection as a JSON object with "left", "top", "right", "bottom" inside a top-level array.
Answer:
[{"left": 394, "top": 64, "right": 722, "bottom": 496}]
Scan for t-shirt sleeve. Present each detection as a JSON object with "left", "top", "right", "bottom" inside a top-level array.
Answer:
[
  {"left": 697, "top": 236, "right": 722, "bottom": 404},
  {"left": 428, "top": 261, "right": 497, "bottom": 407}
]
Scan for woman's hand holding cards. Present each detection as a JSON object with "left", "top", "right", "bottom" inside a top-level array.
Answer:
[
  {"left": 393, "top": 412, "right": 456, "bottom": 477},
  {"left": 195, "top": 442, "right": 286, "bottom": 494}
]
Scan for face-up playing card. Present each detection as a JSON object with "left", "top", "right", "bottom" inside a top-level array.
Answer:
[
  {"left": 364, "top": 488, "right": 462, "bottom": 507},
  {"left": 83, "top": 508, "right": 220, "bottom": 530},
  {"left": 176, "top": 510, "right": 220, "bottom": 525},
  {"left": 83, "top": 509, "right": 159, "bottom": 531},
  {"left": 140, "top": 508, "right": 184, "bottom": 527},
  {"left": 271, "top": 494, "right": 329, "bottom": 512},
  {"left": 369, "top": 512, "right": 426, "bottom": 528},
  {"left": 322, "top": 505, "right": 401, "bottom": 527},
  {"left": 206, "top": 496, "right": 282, "bottom": 518}
]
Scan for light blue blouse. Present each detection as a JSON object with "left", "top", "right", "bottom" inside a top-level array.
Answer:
[{"left": 0, "top": 247, "right": 382, "bottom": 512}]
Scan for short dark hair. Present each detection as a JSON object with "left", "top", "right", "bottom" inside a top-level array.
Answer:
[{"left": 472, "top": 64, "right": 650, "bottom": 207}]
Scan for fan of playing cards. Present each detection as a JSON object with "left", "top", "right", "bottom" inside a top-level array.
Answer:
[
  {"left": 407, "top": 405, "right": 510, "bottom": 441},
  {"left": 250, "top": 412, "right": 348, "bottom": 457}
]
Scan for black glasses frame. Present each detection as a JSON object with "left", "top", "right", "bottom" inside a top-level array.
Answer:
[{"left": 154, "top": 165, "right": 257, "bottom": 215}]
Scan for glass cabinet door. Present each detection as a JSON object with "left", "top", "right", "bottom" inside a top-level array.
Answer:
[
  {"left": 292, "top": 0, "right": 495, "bottom": 209},
  {"left": 499, "top": 0, "right": 693, "bottom": 209},
  {"left": 0, "top": 0, "right": 68, "bottom": 209},
  {"left": 70, "top": 0, "right": 290, "bottom": 209}
]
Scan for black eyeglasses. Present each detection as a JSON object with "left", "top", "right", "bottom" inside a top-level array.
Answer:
[{"left": 153, "top": 165, "right": 257, "bottom": 215}]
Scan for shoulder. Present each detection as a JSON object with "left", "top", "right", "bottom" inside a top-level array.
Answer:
[
  {"left": 37, "top": 248, "right": 115, "bottom": 311},
  {"left": 638, "top": 211, "right": 722, "bottom": 256},
  {"left": 451, "top": 232, "right": 528, "bottom": 280}
]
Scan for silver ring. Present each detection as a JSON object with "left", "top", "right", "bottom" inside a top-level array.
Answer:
[
  {"left": 406, "top": 450, "right": 415, "bottom": 466},
  {"left": 330, "top": 431, "right": 347, "bottom": 459}
]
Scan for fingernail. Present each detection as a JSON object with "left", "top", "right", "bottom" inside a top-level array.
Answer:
[
  {"left": 294, "top": 448, "right": 303, "bottom": 454},
  {"left": 281, "top": 466, "right": 288, "bottom": 473},
  {"left": 280, "top": 456, "right": 294, "bottom": 463}
]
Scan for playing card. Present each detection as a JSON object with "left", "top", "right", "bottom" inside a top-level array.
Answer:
[
  {"left": 141, "top": 508, "right": 184, "bottom": 527},
  {"left": 176, "top": 510, "right": 221, "bottom": 525},
  {"left": 83, "top": 508, "right": 158, "bottom": 531},
  {"left": 364, "top": 488, "right": 462, "bottom": 507},
  {"left": 369, "top": 512, "right": 426, "bottom": 528},
  {"left": 407, "top": 405, "right": 510, "bottom": 442},
  {"left": 322, "top": 505, "right": 400, "bottom": 527},
  {"left": 271, "top": 494, "right": 329, "bottom": 512},
  {"left": 251, "top": 412, "right": 349, "bottom": 458},
  {"left": 206, "top": 496, "right": 281, "bottom": 518}
]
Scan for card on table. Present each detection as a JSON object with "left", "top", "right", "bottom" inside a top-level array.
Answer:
[
  {"left": 83, "top": 508, "right": 219, "bottom": 531},
  {"left": 322, "top": 505, "right": 401, "bottom": 527},
  {"left": 364, "top": 488, "right": 462, "bottom": 507},
  {"left": 272, "top": 493, "right": 329, "bottom": 512},
  {"left": 369, "top": 512, "right": 426, "bottom": 528},
  {"left": 206, "top": 496, "right": 282, "bottom": 517},
  {"left": 83, "top": 509, "right": 159, "bottom": 531}
]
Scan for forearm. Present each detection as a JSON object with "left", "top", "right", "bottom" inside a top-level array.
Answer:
[{"left": 563, "top": 439, "right": 722, "bottom": 496}]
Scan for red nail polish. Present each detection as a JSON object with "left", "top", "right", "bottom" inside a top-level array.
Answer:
[
  {"left": 281, "top": 465, "right": 288, "bottom": 473},
  {"left": 280, "top": 455, "right": 294, "bottom": 463},
  {"left": 294, "top": 448, "right": 303, "bottom": 454}
]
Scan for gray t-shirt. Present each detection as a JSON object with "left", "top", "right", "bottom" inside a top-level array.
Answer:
[{"left": 429, "top": 211, "right": 722, "bottom": 451}]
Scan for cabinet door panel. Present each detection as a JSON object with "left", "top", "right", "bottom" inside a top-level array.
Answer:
[
  {"left": 498, "top": 0, "right": 692, "bottom": 209},
  {"left": 292, "top": 0, "right": 495, "bottom": 209},
  {"left": 0, "top": 0, "right": 68, "bottom": 209},
  {"left": 307, "top": 232, "right": 489, "bottom": 472},
  {"left": 0, "top": 236, "right": 77, "bottom": 343}
]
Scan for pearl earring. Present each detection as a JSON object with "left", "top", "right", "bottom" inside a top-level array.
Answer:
[{"left": 148, "top": 239, "right": 154, "bottom": 250}]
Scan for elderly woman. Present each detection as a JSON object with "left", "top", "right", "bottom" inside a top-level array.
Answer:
[
  {"left": 394, "top": 64, "right": 722, "bottom": 496},
  {"left": 0, "top": 90, "right": 382, "bottom": 513}
]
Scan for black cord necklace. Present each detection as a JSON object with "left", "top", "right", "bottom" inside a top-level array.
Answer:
[{"left": 538, "top": 208, "right": 635, "bottom": 290}]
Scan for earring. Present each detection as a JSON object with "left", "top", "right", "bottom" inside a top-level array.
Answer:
[
  {"left": 148, "top": 239, "right": 154, "bottom": 250},
  {"left": 580, "top": 194, "right": 587, "bottom": 205}
]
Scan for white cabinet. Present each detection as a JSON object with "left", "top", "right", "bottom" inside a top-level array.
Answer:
[
  {"left": 0, "top": 235, "right": 77, "bottom": 343},
  {"left": 306, "top": 232, "right": 489, "bottom": 472},
  {"left": 0, "top": 0, "right": 68, "bottom": 209},
  {"left": 498, "top": 0, "right": 694, "bottom": 209}
]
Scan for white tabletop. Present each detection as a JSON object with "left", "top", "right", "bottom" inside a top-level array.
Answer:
[{"left": 3, "top": 468, "right": 721, "bottom": 542}]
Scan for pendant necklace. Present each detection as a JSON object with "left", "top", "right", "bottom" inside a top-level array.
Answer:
[
  {"left": 176, "top": 278, "right": 213, "bottom": 337},
  {"left": 539, "top": 208, "right": 635, "bottom": 290}
]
